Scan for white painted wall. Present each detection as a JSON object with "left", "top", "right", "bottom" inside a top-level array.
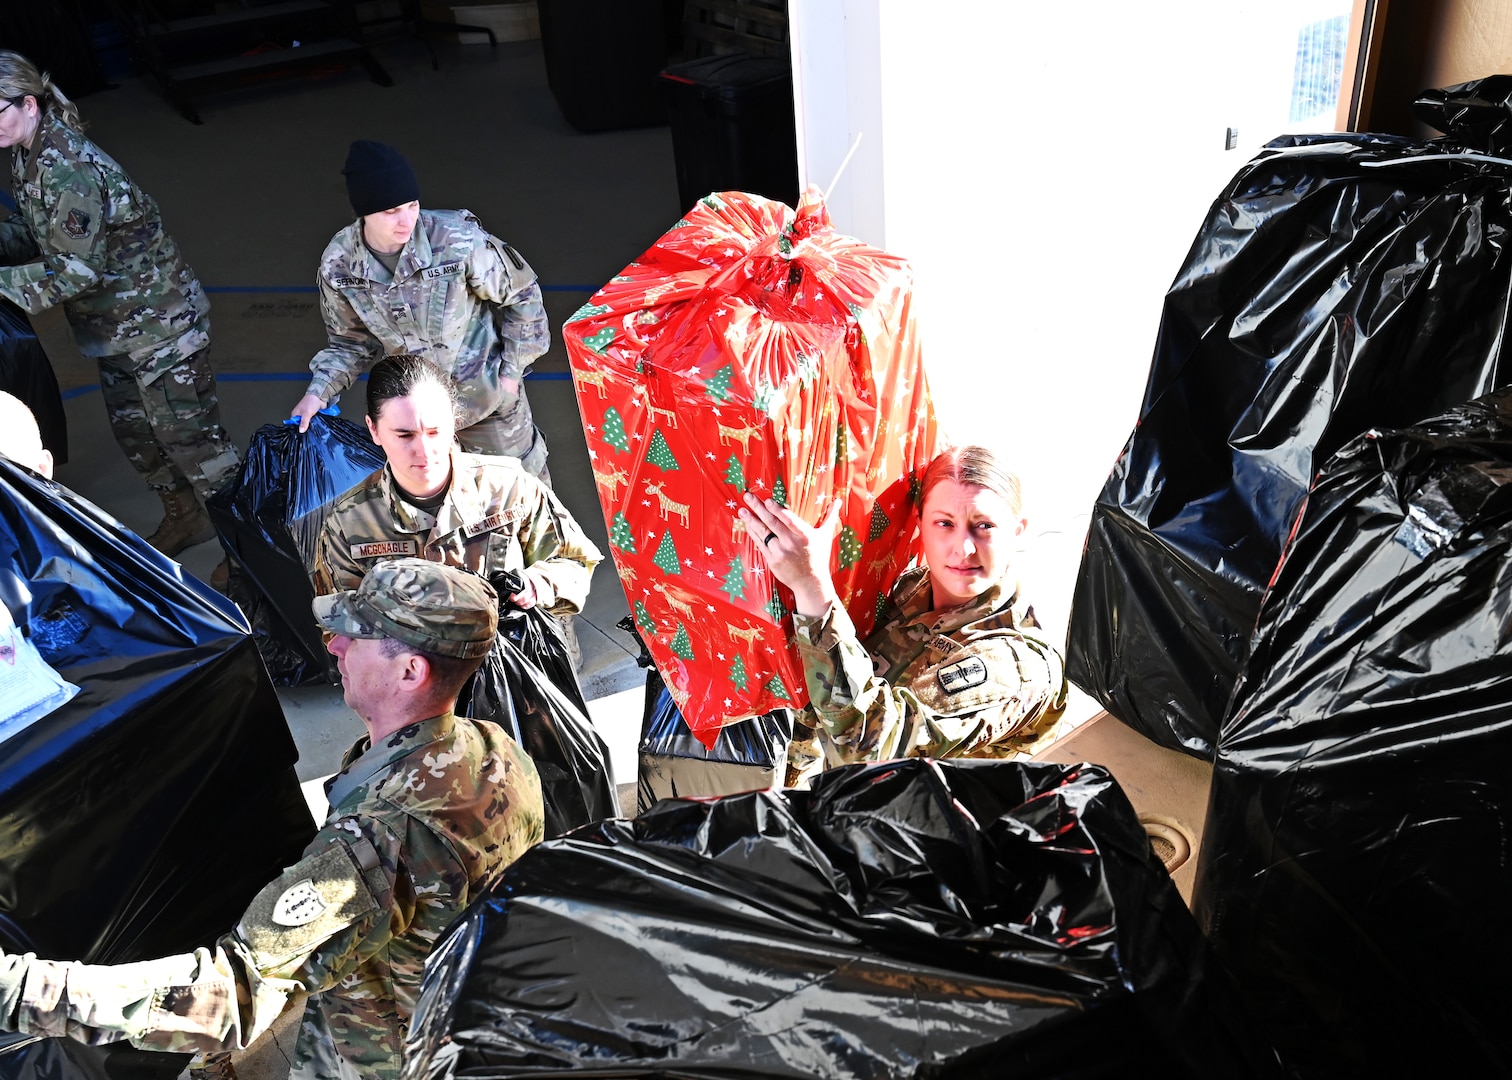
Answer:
[{"left": 792, "top": 0, "right": 1351, "bottom": 634}]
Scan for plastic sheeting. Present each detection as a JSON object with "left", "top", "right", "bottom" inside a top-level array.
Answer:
[
  {"left": 565, "top": 188, "right": 940, "bottom": 745},
  {"left": 404, "top": 758, "right": 1275, "bottom": 1080},
  {"left": 1067, "top": 121, "right": 1512, "bottom": 758},
  {"left": 0, "top": 458, "right": 317, "bottom": 1078},
  {"left": 207, "top": 411, "right": 385, "bottom": 685},
  {"left": 462, "top": 605, "right": 618, "bottom": 838},
  {"left": 0, "top": 297, "right": 66, "bottom": 465},
  {"left": 1192, "top": 387, "right": 1512, "bottom": 1077}
]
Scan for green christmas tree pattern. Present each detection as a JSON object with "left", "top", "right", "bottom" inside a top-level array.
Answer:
[
  {"left": 567, "top": 302, "right": 610, "bottom": 323},
  {"left": 795, "top": 351, "right": 820, "bottom": 386},
  {"left": 730, "top": 653, "right": 748, "bottom": 692},
  {"left": 635, "top": 600, "right": 656, "bottom": 636},
  {"left": 583, "top": 328, "right": 614, "bottom": 354},
  {"left": 869, "top": 503, "right": 890, "bottom": 543},
  {"left": 765, "top": 588, "right": 788, "bottom": 622},
  {"left": 706, "top": 363, "right": 734, "bottom": 402},
  {"left": 875, "top": 592, "right": 889, "bottom": 623},
  {"left": 909, "top": 471, "right": 923, "bottom": 506},
  {"left": 646, "top": 429, "right": 680, "bottom": 471},
  {"left": 771, "top": 478, "right": 787, "bottom": 507},
  {"left": 835, "top": 424, "right": 852, "bottom": 465},
  {"left": 723, "top": 454, "right": 745, "bottom": 488},
  {"left": 670, "top": 622, "right": 695, "bottom": 660},
  {"left": 838, "top": 524, "right": 862, "bottom": 570},
  {"left": 720, "top": 555, "right": 746, "bottom": 601},
  {"left": 609, "top": 511, "right": 637, "bottom": 553},
  {"left": 653, "top": 531, "right": 681, "bottom": 575},
  {"left": 602, "top": 407, "right": 629, "bottom": 453},
  {"left": 701, "top": 193, "right": 727, "bottom": 211},
  {"left": 764, "top": 674, "right": 791, "bottom": 701}
]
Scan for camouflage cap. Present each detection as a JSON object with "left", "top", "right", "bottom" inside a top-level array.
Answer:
[{"left": 313, "top": 558, "right": 498, "bottom": 658}]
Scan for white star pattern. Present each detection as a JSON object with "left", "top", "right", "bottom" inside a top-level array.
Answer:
[
  {"left": 704, "top": 547, "right": 714, "bottom": 555},
  {"left": 684, "top": 558, "right": 694, "bottom": 567},
  {"left": 632, "top": 432, "right": 644, "bottom": 441}
]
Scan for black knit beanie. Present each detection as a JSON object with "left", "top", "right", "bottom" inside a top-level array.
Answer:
[{"left": 343, "top": 140, "right": 420, "bottom": 217}]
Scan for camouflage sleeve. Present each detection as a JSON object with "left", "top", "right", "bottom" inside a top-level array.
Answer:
[
  {"left": 516, "top": 476, "right": 603, "bottom": 616},
  {"left": 0, "top": 175, "right": 110, "bottom": 315},
  {"left": 0, "top": 830, "right": 398, "bottom": 1056},
  {"left": 468, "top": 238, "right": 549, "bottom": 381},
  {"left": 0, "top": 213, "right": 40, "bottom": 264},
  {"left": 308, "top": 270, "right": 380, "bottom": 404},
  {"left": 794, "top": 604, "right": 1068, "bottom": 764},
  {"left": 311, "top": 501, "right": 367, "bottom": 596}
]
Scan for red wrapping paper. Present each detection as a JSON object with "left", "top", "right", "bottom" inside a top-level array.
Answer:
[{"left": 566, "top": 189, "right": 940, "bottom": 745}]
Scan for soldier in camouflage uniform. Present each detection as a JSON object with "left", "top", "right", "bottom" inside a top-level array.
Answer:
[
  {"left": 313, "top": 355, "right": 600, "bottom": 665},
  {"left": 290, "top": 140, "right": 552, "bottom": 481},
  {"left": 0, "top": 558, "right": 545, "bottom": 1078},
  {"left": 0, "top": 52, "right": 241, "bottom": 574},
  {"left": 740, "top": 446, "right": 1068, "bottom": 785}
]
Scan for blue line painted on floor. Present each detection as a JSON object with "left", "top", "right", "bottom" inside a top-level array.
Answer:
[
  {"left": 203, "top": 284, "right": 599, "bottom": 294},
  {"left": 60, "top": 370, "right": 571, "bottom": 400}
]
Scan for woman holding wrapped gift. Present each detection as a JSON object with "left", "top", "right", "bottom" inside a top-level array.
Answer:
[
  {"left": 312, "top": 354, "right": 600, "bottom": 614},
  {"left": 741, "top": 445, "right": 1067, "bottom": 776}
]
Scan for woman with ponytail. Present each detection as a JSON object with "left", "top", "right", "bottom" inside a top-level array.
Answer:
[{"left": 0, "top": 50, "right": 241, "bottom": 586}]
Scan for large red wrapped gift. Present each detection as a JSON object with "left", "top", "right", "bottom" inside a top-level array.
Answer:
[{"left": 566, "top": 189, "right": 941, "bottom": 743}]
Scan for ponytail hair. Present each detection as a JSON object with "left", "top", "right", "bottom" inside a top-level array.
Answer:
[{"left": 0, "top": 50, "right": 83, "bottom": 129}]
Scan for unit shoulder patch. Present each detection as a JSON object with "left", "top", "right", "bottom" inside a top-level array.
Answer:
[
  {"left": 237, "top": 842, "right": 379, "bottom": 967},
  {"left": 937, "top": 655, "right": 988, "bottom": 695}
]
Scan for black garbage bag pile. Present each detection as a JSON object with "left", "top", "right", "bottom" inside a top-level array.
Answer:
[
  {"left": 463, "top": 601, "right": 618, "bottom": 838},
  {"left": 0, "top": 459, "right": 317, "bottom": 1078},
  {"left": 1067, "top": 85, "right": 1512, "bottom": 758},
  {"left": 1192, "top": 386, "right": 1512, "bottom": 1077},
  {"left": 0, "top": 297, "right": 66, "bottom": 465},
  {"left": 207, "top": 411, "right": 385, "bottom": 685},
  {"left": 403, "top": 758, "right": 1275, "bottom": 1080}
]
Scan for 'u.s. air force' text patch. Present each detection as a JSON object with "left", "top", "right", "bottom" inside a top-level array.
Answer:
[
  {"left": 237, "top": 843, "right": 379, "bottom": 968},
  {"left": 937, "top": 655, "right": 989, "bottom": 695}
]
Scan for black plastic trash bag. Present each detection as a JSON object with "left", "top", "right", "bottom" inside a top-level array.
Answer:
[
  {"left": 1192, "top": 387, "right": 1512, "bottom": 1078},
  {"left": 1068, "top": 114, "right": 1512, "bottom": 758},
  {"left": 404, "top": 758, "right": 1276, "bottom": 1080},
  {"left": 463, "top": 604, "right": 618, "bottom": 838},
  {"left": 0, "top": 297, "right": 66, "bottom": 465},
  {"left": 0, "top": 458, "right": 317, "bottom": 1078},
  {"left": 207, "top": 411, "right": 385, "bottom": 685}
]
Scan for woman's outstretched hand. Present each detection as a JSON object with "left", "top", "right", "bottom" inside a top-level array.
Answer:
[{"left": 740, "top": 491, "right": 843, "bottom": 617}]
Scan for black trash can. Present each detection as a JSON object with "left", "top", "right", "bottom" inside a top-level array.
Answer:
[
  {"left": 539, "top": 0, "right": 678, "bottom": 132},
  {"left": 658, "top": 52, "right": 799, "bottom": 212}
]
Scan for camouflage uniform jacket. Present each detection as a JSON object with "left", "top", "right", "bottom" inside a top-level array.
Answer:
[
  {"left": 0, "top": 711, "right": 544, "bottom": 1077},
  {"left": 306, "top": 210, "right": 549, "bottom": 427},
  {"left": 792, "top": 566, "right": 1068, "bottom": 770},
  {"left": 0, "top": 113, "right": 210, "bottom": 378},
  {"left": 313, "top": 450, "right": 601, "bottom": 614}
]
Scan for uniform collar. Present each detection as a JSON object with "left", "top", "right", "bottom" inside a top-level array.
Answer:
[
  {"left": 381, "top": 449, "right": 471, "bottom": 538},
  {"left": 326, "top": 711, "right": 457, "bottom": 808},
  {"left": 899, "top": 567, "right": 1019, "bottom": 632}
]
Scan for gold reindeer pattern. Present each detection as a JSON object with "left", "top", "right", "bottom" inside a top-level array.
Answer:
[
  {"left": 717, "top": 420, "right": 762, "bottom": 453},
  {"left": 644, "top": 480, "right": 690, "bottom": 528}
]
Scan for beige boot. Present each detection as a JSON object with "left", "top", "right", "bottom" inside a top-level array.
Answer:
[{"left": 146, "top": 486, "right": 215, "bottom": 556}]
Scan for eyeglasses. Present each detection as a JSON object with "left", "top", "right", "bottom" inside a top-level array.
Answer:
[{"left": 0, "top": 101, "right": 13, "bottom": 116}]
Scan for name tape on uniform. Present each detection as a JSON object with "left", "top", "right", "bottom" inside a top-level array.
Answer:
[
  {"left": 351, "top": 540, "right": 420, "bottom": 559},
  {"left": 331, "top": 275, "right": 365, "bottom": 289}
]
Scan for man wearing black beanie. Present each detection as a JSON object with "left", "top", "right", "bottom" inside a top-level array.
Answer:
[{"left": 290, "top": 140, "right": 552, "bottom": 480}]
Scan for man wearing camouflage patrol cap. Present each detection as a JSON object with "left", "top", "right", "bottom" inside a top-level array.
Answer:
[
  {"left": 0, "top": 51, "right": 242, "bottom": 585},
  {"left": 0, "top": 558, "right": 545, "bottom": 1079},
  {"left": 289, "top": 140, "right": 554, "bottom": 482}
]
